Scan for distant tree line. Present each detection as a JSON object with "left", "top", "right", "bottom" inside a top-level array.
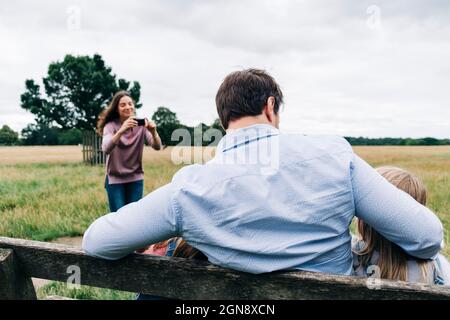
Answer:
[
  {"left": 0, "top": 125, "right": 19, "bottom": 145},
  {"left": 0, "top": 106, "right": 225, "bottom": 146},
  {"left": 151, "top": 106, "right": 225, "bottom": 146},
  {"left": 2, "top": 122, "right": 449, "bottom": 147},
  {"left": 344, "top": 136, "right": 450, "bottom": 146},
  {"left": 0, "top": 124, "right": 82, "bottom": 146}
]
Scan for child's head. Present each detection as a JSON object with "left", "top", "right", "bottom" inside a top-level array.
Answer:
[
  {"left": 356, "top": 166, "right": 429, "bottom": 282},
  {"left": 375, "top": 166, "right": 427, "bottom": 205}
]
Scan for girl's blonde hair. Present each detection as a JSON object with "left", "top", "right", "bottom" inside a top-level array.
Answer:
[{"left": 356, "top": 166, "right": 430, "bottom": 282}]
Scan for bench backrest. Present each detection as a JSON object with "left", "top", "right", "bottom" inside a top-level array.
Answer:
[{"left": 1, "top": 236, "right": 450, "bottom": 300}]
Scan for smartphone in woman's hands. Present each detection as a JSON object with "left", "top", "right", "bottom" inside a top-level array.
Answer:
[{"left": 136, "top": 118, "right": 146, "bottom": 126}]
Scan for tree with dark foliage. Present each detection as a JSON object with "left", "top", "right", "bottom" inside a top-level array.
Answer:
[
  {"left": 20, "top": 54, "right": 141, "bottom": 131},
  {"left": 0, "top": 125, "right": 19, "bottom": 145}
]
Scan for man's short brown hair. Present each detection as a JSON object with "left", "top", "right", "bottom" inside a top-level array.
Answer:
[{"left": 215, "top": 69, "right": 284, "bottom": 129}]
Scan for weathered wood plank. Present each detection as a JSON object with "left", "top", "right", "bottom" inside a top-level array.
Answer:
[
  {"left": 1, "top": 237, "right": 449, "bottom": 300},
  {"left": 0, "top": 248, "right": 37, "bottom": 300},
  {"left": 0, "top": 249, "right": 15, "bottom": 299}
]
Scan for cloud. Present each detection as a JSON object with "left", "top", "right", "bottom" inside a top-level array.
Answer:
[{"left": 0, "top": 0, "right": 449, "bottom": 138}]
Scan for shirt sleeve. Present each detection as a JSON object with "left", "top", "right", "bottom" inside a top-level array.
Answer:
[
  {"left": 82, "top": 183, "right": 179, "bottom": 260},
  {"left": 144, "top": 128, "right": 154, "bottom": 146},
  {"left": 351, "top": 154, "right": 443, "bottom": 260},
  {"left": 102, "top": 122, "right": 117, "bottom": 155}
]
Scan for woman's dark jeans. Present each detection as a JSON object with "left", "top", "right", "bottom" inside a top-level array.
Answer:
[{"left": 105, "top": 176, "right": 144, "bottom": 212}]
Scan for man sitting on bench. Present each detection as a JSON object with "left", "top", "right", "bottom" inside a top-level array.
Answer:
[{"left": 83, "top": 69, "right": 443, "bottom": 276}]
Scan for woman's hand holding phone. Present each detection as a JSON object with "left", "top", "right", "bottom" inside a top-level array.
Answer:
[
  {"left": 145, "top": 118, "right": 157, "bottom": 133},
  {"left": 118, "top": 117, "right": 138, "bottom": 134}
]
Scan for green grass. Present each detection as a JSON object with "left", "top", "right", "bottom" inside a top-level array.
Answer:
[
  {"left": 0, "top": 163, "right": 106, "bottom": 241},
  {"left": 0, "top": 161, "right": 181, "bottom": 241},
  {"left": 37, "top": 281, "right": 135, "bottom": 300}
]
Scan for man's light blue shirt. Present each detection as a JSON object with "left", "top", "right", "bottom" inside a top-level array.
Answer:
[{"left": 83, "top": 124, "right": 443, "bottom": 275}]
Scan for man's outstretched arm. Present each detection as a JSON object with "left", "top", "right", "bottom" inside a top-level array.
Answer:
[
  {"left": 82, "top": 183, "right": 178, "bottom": 260},
  {"left": 351, "top": 154, "right": 444, "bottom": 259}
]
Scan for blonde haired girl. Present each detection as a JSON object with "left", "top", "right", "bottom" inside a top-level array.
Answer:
[{"left": 353, "top": 166, "right": 449, "bottom": 284}]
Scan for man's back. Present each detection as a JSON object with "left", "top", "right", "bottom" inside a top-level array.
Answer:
[{"left": 170, "top": 124, "right": 355, "bottom": 274}]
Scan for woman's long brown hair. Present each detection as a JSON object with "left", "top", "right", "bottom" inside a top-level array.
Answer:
[
  {"left": 356, "top": 166, "right": 430, "bottom": 282},
  {"left": 96, "top": 91, "right": 134, "bottom": 136}
]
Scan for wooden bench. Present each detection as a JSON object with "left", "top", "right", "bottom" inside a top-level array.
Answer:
[{"left": 1, "top": 236, "right": 450, "bottom": 300}]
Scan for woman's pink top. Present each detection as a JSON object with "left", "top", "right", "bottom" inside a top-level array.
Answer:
[{"left": 102, "top": 119, "right": 153, "bottom": 184}]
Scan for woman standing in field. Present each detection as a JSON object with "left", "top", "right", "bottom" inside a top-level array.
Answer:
[{"left": 97, "top": 91, "right": 162, "bottom": 212}]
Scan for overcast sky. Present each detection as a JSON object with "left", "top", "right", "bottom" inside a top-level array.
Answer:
[{"left": 1, "top": 0, "right": 449, "bottom": 138}]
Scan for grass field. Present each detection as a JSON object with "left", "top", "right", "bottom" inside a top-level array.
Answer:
[{"left": 0, "top": 145, "right": 449, "bottom": 299}]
